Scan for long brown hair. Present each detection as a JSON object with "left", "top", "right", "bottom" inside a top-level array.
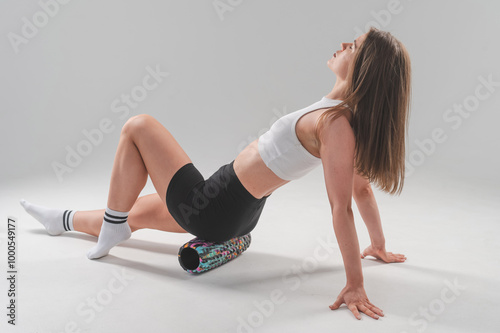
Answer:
[{"left": 315, "top": 27, "right": 412, "bottom": 195}]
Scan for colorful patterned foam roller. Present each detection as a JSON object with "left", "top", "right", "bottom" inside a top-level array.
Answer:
[{"left": 178, "top": 233, "right": 252, "bottom": 273}]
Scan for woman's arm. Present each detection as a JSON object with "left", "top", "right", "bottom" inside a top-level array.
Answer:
[
  {"left": 319, "top": 116, "right": 383, "bottom": 320},
  {"left": 352, "top": 172, "right": 385, "bottom": 249},
  {"left": 353, "top": 171, "right": 407, "bottom": 263},
  {"left": 331, "top": 207, "right": 363, "bottom": 285}
]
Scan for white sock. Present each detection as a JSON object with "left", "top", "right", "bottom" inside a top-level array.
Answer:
[
  {"left": 87, "top": 207, "right": 131, "bottom": 260},
  {"left": 20, "top": 199, "right": 75, "bottom": 236}
]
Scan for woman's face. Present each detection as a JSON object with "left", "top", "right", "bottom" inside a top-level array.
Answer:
[{"left": 327, "top": 33, "right": 368, "bottom": 80}]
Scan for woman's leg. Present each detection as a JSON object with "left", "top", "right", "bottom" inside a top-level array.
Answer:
[
  {"left": 74, "top": 193, "right": 189, "bottom": 237},
  {"left": 87, "top": 114, "right": 193, "bottom": 258},
  {"left": 107, "top": 114, "right": 193, "bottom": 211}
]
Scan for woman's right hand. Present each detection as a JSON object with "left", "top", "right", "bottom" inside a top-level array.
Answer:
[
  {"left": 361, "top": 244, "right": 407, "bottom": 263},
  {"left": 329, "top": 284, "right": 384, "bottom": 320}
]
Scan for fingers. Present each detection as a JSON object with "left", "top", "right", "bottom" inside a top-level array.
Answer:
[
  {"left": 348, "top": 304, "right": 362, "bottom": 320},
  {"left": 331, "top": 300, "right": 384, "bottom": 320},
  {"left": 329, "top": 297, "right": 343, "bottom": 310},
  {"left": 388, "top": 252, "right": 407, "bottom": 262},
  {"left": 362, "top": 246, "right": 408, "bottom": 263},
  {"left": 366, "top": 301, "right": 384, "bottom": 316},
  {"left": 359, "top": 304, "right": 380, "bottom": 320}
]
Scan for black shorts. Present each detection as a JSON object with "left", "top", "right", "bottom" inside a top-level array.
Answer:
[{"left": 166, "top": 160, "right": 271, "bottom": 242}]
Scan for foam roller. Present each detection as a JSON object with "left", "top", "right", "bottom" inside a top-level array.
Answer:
[{"left": 178, "top": 233, "right": 252, "bottom": 273}]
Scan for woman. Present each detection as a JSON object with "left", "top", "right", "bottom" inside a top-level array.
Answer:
[{"left": 21, "top": 27, "right": 410, "bottom": 320}]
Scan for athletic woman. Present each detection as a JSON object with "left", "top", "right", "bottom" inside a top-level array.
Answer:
[{"left": 21, "top": 27, "right": 411, "bottom": 320}]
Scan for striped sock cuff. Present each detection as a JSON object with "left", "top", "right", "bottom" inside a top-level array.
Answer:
[
  {"left": 63, "top": 210, "right": 75, "bottom": 231},
  {"left": 104, "top": 207, "right": 129, "bottom": 224}
]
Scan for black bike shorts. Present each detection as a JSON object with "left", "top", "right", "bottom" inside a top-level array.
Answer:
[{"left": 166, "top": 160, "right": 270, "bottom": 242}]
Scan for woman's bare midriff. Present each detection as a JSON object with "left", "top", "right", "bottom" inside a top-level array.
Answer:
[
  {"left": 233, "top": 107, "right": 333, "bottom": 200},
  {"left": 233, "top": 139, "right": 290, "bottom": 199}
]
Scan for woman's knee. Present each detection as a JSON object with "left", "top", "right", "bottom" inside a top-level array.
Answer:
[
  {"left": 353, "top": 184, "right": 373, "bottom": 200},
  {"left": 122, "top": 114, "right": 157, "bottom": 138}
]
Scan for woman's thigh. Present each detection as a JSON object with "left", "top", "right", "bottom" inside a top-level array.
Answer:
[
  {"left": 129, "top": 193, "right": 189, "bottom": 233},
  {"left": 123, "top": 114, "right": 193, "bottom": 204}
]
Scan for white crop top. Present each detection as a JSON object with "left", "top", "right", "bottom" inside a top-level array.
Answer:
[{"left": 257, "top": 96, "right": 343, "bottom": 181}]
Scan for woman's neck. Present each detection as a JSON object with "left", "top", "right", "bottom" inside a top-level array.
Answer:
[{"left": 326, "top": 80, "right": 347, "bottom": 101}]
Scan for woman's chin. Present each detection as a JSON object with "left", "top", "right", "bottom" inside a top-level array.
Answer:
[{"left": 327, "top": 64, "right": 336, "bottom": 74}]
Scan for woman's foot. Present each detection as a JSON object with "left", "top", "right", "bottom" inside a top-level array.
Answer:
[
  {"left": 86, "top": 208, "right": 131, "bottom": 259},
  {"left": 20, "top": 199, "right": 75, "bottom": 235},
  {"left": 86, "top": 222, "right": 131, "bottom": 259}
]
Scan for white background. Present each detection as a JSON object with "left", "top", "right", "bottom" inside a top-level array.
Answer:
[{"left": 1, "top": 1, "right": 499, "bottom": 333}]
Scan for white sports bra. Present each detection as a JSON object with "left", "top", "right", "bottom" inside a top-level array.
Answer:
[{"left": 257, "top": 96, "right": 343, "bottom": 181}]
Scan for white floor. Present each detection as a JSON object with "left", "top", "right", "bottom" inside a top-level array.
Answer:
[{"left": 1, "top": 167, "right": 499, "bottom": 333}]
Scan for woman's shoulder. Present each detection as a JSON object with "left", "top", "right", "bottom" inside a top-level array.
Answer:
[
  {"left": 318, "top": 111, "right": 354, "bottom": 142},
  {"left": 317, "top": 113, "right": 355, "bottom": 157}
]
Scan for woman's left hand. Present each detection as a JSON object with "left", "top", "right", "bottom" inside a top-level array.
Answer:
[
  {"left": 361, "top": 244, "right": 407, "bottom": 263},
  {"left": 329, "top": 284, "right": 384, "bottom": 320}
]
